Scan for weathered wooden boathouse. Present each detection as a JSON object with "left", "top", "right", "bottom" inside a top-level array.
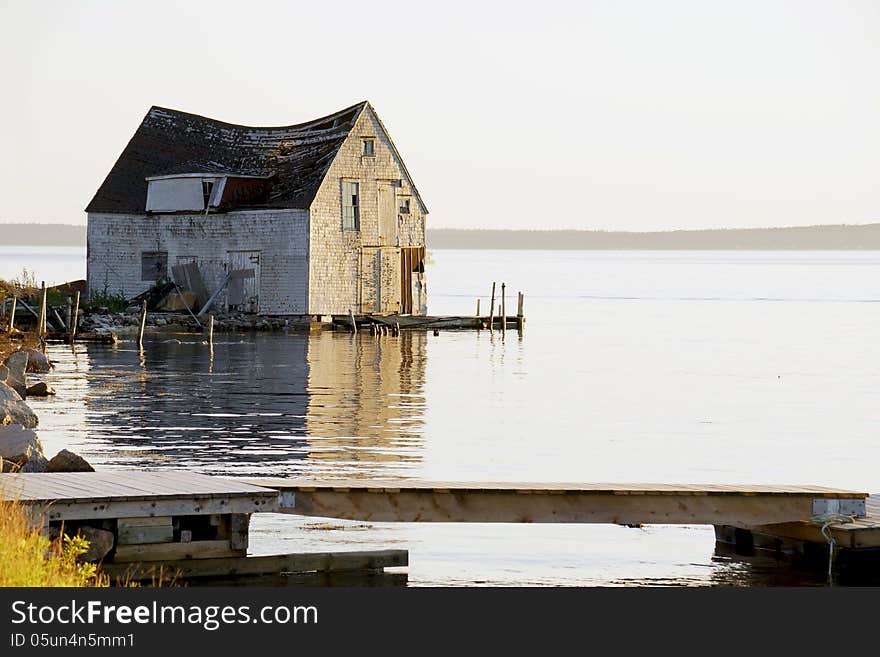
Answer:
[{"left": 86, "top": 101, "right": 428, "bottom": 318}]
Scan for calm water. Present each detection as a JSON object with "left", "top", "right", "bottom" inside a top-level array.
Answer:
[{"left": 17, "top": 248, "right": 880, "bottom": 586}]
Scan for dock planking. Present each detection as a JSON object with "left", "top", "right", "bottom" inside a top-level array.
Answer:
[
  {"left": 244, "top": 479, "right": 869, "bottom": 526},
  {"left": 0, "top": 471, "right": 280, "bottom": 521}
]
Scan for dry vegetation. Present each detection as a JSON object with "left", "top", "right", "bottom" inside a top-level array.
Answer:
[
  {"left": 0, "top": 499, "right": 108, "bottom": 587},
  {"left": 1, "top": 272, "right": 105, "bottom": 587}
]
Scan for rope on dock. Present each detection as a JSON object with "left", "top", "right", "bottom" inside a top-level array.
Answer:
[{"left": 810, "top": 513, "right": 855, "bottom": 585}]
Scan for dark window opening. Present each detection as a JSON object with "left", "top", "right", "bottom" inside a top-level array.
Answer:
[
  {"left": 362, "top": 139, "right": 375, "bottom": 157},
  {"left": 141, "top": 251, "right": 168, "bottom": 281},
  {"left": 343, "top": 181, "right": 360, "bottom": 230},
  {"left": 398, "top": 197, "right": 411, "bottom": 215},
  {"left": 202, "top": 180, "right": 214, "bottom": 209}
]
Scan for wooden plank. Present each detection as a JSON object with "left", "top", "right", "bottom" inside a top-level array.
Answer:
[
  {"left": 244, "top": 478, "right": 867, "bottom": 498},
  {"left": 29, "top": 496, "right": 279, "bottom": 522},
  {"left": 0, "top": 472, "right": 280, "bottom": 506},
  {"left": 223, "top": 514, "right": 250, "bottom": 551},
  {"left": 103, "top": 549, "right": 408, "bottom": 579},
  {"left": 741, "top": 514, "right": 880, "bottom": 550},
  {"left": 118, "top": 516, "right": 173, "bottom": 527},
  {"left": 113, "top": 539, "right": 244, "bottom": 563},
  {"left": 0, "top": 471, "right": 280, "bottom": 498},
  {"left": 268, "top": 489, "right": 852, "bottom": 526},
  {"left": 118, "top": 524, "right": 174, "bottom": 546}
]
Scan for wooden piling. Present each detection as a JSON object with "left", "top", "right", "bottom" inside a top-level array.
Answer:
[
  {"left": 66, "top": 297, "right": 72, "bottom": 332},
  {"left": 38, "top": 281, "right": 47, "bottom": 337},
  {"left": 476, "top": 298, "right": 480, "bottom": 317},
  {"left": 348, "top": 308, "right": 358, "bottom": 334},
  {"left": 489, "top": 282, "right": 496, "bottom": 331},
  {"left": 70, "top": 292, "right": 80, "bottom": 342},
  {"left": 7, "top": 296, "right": 15, "bottom": 333},
  {"left": 501, "top": 283, "right": 507, "bottom": 332},
  {"left": 138, "top": 300, "right": 147, "bottom": 349},
  {"left": 207, "top": 314, "right": 214, "bottom": 345},
  {"left": 517, "top": 291, "right": 525, "bottom": 332},
  {"left": 0, "top": 295, "right": 5, "bottom": 321}
]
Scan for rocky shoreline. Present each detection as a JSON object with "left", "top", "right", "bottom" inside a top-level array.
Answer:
[
  {"left": 79, "top": 310, "right": 307, "bottom": 335},
  {"left": 0, "top": 346, "right": 93, "bottom": 474}
]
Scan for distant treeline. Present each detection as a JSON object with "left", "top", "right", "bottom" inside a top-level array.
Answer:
[
  {"left": 1, "top": 223, "right": 86, "bottom": 246},
  {"left": 428, "top": 224, "right": 880, "bottom": 250},
  {"left": 4, "top": 222, "right": 880, "bottom": 249}
]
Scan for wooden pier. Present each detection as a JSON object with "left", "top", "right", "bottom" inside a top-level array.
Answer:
[
  {"left": 331, "top": 314, "right": 523, "bottom": 332},
  {"left": 0, "top": 471, "right": 406, "bottom": 584},
  {"left": 2, "top": 472, "right": 876, "bottom": 583}
]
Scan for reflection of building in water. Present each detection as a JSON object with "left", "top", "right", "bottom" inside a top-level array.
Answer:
[
  {"left": 305, "top": 331, "right": 427, "bottom": 474},
  {"left": 72, "top": 333, "right": 426, "bottom": 478},
  {"left": 80, "top": 336, "right": 311, "bottom": 475}
]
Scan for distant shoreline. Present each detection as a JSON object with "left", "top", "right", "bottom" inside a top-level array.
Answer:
[
  {"left": 4, "top": 222, "right": 880, "bottom": 250},
  {"left": 428, "top": 224, "right": 880, "bottom": 250}
]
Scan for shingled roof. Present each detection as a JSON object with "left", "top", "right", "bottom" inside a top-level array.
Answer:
[{"left": 86, "top": 101, "right": 368, "bottom": 214}]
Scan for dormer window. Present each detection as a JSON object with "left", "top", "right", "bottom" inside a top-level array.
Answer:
[
  {"left": 362, "top": 139, "right": 375, "bottom": 157},
  {"left": 145, "top": 173, "right": 272, "bottom": 213}
]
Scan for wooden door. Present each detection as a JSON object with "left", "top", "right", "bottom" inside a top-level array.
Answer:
[
  {"left": 378, "top": 182, "right": 397, "bottom": 246},
  {"left": 227, "top": 250, "right": 261, "bottom": 313},
  {"left": 360, "top": 247, "right": 380, "bottom": 313}
]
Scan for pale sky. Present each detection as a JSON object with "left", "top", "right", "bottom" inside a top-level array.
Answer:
[{"left": 1, "top": 0, "right": 879, "bottom": 231}]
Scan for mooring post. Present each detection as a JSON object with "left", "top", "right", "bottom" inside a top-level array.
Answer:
[
  {"left": 489, "top": 282, "right": 496, "bottom": 331},
  {"left": 8, "top": 296, "right": 16, "bottom": 333},
  {"left": 70, "top": 291, "right": 80, "bottom": 343},
  {"left": 208, "top": 314, "right": 214, "bottom": 345},
  {"left": 517, "top": 291, "right": 525, "bottom": 333},
  {"left": 476, "top": 298, "right": 481, "bottom": 317},
  {"left": 138, "top": 300, "right": 147, "bottom": 349},
  {"left": 348, "top": 308, "right": 358, "bottom": 334},
  {"left": 501, "top": 282, "right": 507, "bottom": 333},
  {"left": 66, "top": 297, "right": 72, "bottom": 333},
  {"left": 39, "top": 281, "right": 47, "bottom": 337}
]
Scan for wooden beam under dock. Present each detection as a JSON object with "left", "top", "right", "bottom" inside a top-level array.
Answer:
[{"left": 245, "top": 479, "right": 868, "bottom": 527}]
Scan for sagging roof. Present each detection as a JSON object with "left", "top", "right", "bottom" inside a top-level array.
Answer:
[{"left": 86, "top": 101, "right": 368, "bottom": 214}]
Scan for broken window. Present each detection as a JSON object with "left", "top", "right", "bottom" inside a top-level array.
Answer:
[
  {"left": 202, "top": 180, "right": 214, "bottom": 209},
  {"left": 342, "top": 181, "right": 360, "bottom": 230},
  {"left": 398, "top": 197, "right": 411, "bottom": 215},
  {"left": 362, "top": 139, "right": 375, "bottom": 157},
  {"left": 141, "top": 251, "right": 168, "bottom": 281}
]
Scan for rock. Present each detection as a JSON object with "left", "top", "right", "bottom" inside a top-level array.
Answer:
[
  {"left": 77, "top": 526, "right": 115, "bottom": 562},
  {"left": 1, "top": 351, "right": 28, "bottom": 398},
  {"left": 154, "top": 317, "right": 167, "bottom": 326},
  {"left": 46, "top": 449, "right": 95, "bottom": 473},
  {"left": 20, "top": 452, "right": 48, "bottom": 472},
  {"left": 26, "top": 382, "right": 56, "bottom": 397},
  {"left": 0, "top": 383, "right": 39, "bottom": 429},
  {"left": 0, "top": 424, "right": 45, "bottom": 471},
  {"left": 22, "top": 349, "right": 52, "bottom": 373}
]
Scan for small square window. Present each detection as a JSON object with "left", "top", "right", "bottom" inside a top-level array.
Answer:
[
  {"left": 362, "top": 139, "right": 375, "bottom": 157},
  {"left": 398, "top": 198, "right": 411, "bottom": 215},
  {"left": 141, "top": 251, "right": 168, "bottom": 281}
]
